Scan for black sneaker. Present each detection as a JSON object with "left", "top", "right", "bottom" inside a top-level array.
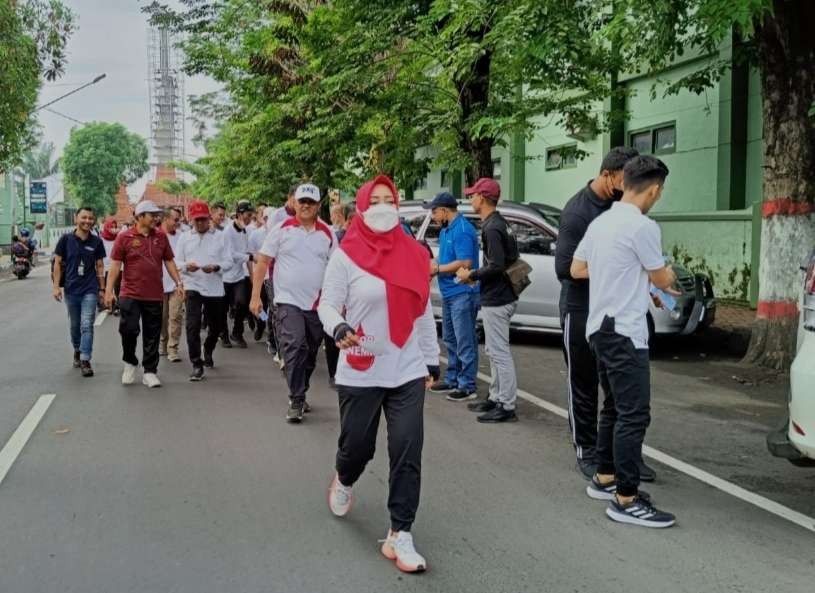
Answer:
[
  {"left": 586, "top": 476, "right": 617, "bottom": 501},
  {"left": 73, "top": 351, "right": 81, "bottom": 369},
  {"left": 477, "top": 405, "right": 518, "bottom": 423},
  {"left": 189, "top": 366, "right": 205, "bottom": 382},
  {"left": 231, "top": 335, "right": 248, "bottom": 349},
  {"left": 428, "top": 381, "right": 455, "bottom": 393},
  {"left": 467, "top": 399, "right": 497, "bottom": 413},
  {"left": 266, "top": 342, "right": 277, "bottom": 356},
  {"left": 247, "top": 315, "right": 256, "bottom": 330},
  {"left": 220, "top": 336, "right": 233, "bottom": 349},
  {"left": 638, "top": 459, "right": 657, "bottom": 482},
  {"left": 606, "top": 495, "right": 675, "bottom": 528},
  {"left": 286, "top": 401, "right": 305, "bottom": 423},
  {"left": 446, "top": 389, "right": 477, "bottom": 402},
  {"left": 577, "top": 459, "right": 598, "bottom": 481},
  {"left": 328, "top": 377, "right": 337, "bottom": 391},
  {"left": 80, "top": 360, "right": 94, "bottom": 377},
  {"left": 253, "top": 323, "right": 265, "bottom": 342},
  {"left": 203, "top": 352, "right": 214, "bottom": 368}
]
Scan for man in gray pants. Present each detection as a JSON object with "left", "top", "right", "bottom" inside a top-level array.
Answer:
[{"left": 457, "top": 177, "right": 519, "bottom": 423}]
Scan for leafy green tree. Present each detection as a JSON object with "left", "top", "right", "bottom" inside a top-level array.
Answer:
[
  {"left": 0, "top": 0, "right": 74, "bottom": 170},
  {"left": 21, "top": 141, "right": 60, "bottom": 179},
  {"left": 607, "top": 0, "right": 815, "bottom": 368},
  {"left": 61, "top": 123, "right": 149, "bottom": 215}
]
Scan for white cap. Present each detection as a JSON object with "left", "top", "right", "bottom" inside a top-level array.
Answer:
[
  {"left": 294, "top": 183, "right": 321, "bottom": 202},
  {"left": 135, "top": 200, "right": 163, "bottom": 216}
]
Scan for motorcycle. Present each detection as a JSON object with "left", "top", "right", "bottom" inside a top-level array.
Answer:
[{"left": 13, "top": 254, "right": 30, "bottom": 279}]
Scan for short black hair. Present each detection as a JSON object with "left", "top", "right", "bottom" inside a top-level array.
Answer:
[
  {"left": 165, "top": 207, "right": 182, "bottom": 217},
  {"left": 623, "top": 155, "right": 670, "bottom": 193},
  {"left": 76, "top": 206, "right": 95, "bottom": 216},
  {"left": 211, "top": 202, "right": 226, "bottom": 211},
  {"left": 600, "top": 146, "right": 639, "bottom": 173}
]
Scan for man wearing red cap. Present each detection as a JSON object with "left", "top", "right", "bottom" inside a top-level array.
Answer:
[
  {"left": 456, "top": 177, "right": 520, "bottom": 423},
  {"left": 174, "top": 201, "right": 234, "bottom": 381}
]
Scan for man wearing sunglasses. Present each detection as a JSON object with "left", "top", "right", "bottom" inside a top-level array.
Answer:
[{"left": 250, "top": 184, "right": 337, "bottom": 423}]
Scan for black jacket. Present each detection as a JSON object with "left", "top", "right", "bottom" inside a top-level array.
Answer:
[
  {"left": 556, "top": 182, "right": 612, "bottom": 314},
  {"left": 470, "top": 211, "right": 518, "bottom": 307}
]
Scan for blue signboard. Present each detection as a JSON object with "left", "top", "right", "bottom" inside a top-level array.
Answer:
[{"left": 30, "top": 181, "right": 47, "bottom": 214}]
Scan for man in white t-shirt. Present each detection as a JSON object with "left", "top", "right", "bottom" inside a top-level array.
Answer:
[
  {"left": 250, "top": 184, "right": 336, "bottom": 423},
  {"left": 571, "top": 155, "right": 679, "bottom": 529}
]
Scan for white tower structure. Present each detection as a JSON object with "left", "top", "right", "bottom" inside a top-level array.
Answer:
[{"left": 147, "top": 26, "right": 185, "bottom": 166}]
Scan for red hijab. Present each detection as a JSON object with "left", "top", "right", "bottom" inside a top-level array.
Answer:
[
  {"left": 101, "top": 217, "right": 118, "bottom": 241},
  {"left": 341, "top": 175, "right": 430, "bottom": 348}
]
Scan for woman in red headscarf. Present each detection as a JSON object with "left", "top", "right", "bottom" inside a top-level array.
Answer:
[
  {"left": 100, "top": 217, "right": 120, "bottom": 314},
  {"left": 318, "top": 175, "right": 439, "bottom": 574}
]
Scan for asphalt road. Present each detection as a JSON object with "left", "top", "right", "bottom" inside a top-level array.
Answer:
[{"left": 0, "top": 266, "right": 813, "bottom": 593}]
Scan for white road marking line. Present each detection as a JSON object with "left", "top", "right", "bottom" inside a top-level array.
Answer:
[
  {"left": 441, "top": 356, "right": 815, "bottom": 534},
  {"left": 94, "top": 311, "right": 108, "bottom": 327},
  {"left": 0, "top": 394, "right": 57, "bottom": 487}
]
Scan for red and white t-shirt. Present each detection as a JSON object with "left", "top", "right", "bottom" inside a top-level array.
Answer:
[
  {"left": 318, "top": 248, "right": 440, "bottom": 388},
  {"left": 260, "top": 217, "right": 336, "bottom": 310}
]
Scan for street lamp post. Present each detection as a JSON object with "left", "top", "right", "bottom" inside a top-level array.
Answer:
[{"left": 33, "top": 73, "right": 106, "bottom": 113}]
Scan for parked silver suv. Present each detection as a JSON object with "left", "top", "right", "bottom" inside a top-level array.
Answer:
[{"left": 400, "top": 200, "right": 716, "bottom": 338}]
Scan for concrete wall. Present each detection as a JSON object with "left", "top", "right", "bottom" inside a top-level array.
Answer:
[{"left": 653, "top": 209, "right": 755, "bottom": 301}]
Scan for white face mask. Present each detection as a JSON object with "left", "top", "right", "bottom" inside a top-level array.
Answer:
[{"left": 363, "top": 203, "right": 400, "bottom": 233}]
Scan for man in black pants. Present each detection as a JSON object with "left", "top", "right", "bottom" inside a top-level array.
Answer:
[
  {"left": 556, "top": 146, "right": 656, "bottom": 482},
  {"left": 221, "top": 200, "right": 253, "bottom": 348},
  {"left": 571, "top": 155, "right": 677, "bottom": 528},
  {"left": 174, "top": 201, "right": 233, "bottom": 381}
]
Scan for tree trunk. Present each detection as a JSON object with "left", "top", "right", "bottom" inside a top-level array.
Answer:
[
  {"left": 455, "top": 27, "right": 494, "bottom": 186},
  {"left": 744, "top": 0, "right": 815, "bottom": 369}
]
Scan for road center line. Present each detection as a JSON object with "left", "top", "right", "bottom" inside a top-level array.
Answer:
[
  {"left": 0, "top": 394, "right": 56, "bottom": 487},
  {"left": 441, "top": 356, "right": 815, "bottom": 534},
  {"left": 94, "top": 311, "right": 108, "bottom": 327}
]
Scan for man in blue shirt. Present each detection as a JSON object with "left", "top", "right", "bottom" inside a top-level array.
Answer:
[
  {"left": 427, "top": 192, "right": 481, "bottom": 401},
  {"left": 52, "top": 206, "right": 107, "bottom": 377}
]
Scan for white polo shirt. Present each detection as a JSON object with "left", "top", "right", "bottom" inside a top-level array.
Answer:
[
  {"left": 222, "top": 222, "right": 250, "bottom": 283},
  {"left": 260, "top": 217, "right": 336, "bottom": 310},
  {"left": 573, "top": 201, "right": 665, "bottom": 348},
  {"left": 174, "top": 228, "right": 233, "bottom": 297}
]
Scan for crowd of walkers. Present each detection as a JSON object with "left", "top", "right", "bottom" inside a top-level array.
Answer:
[{"left": 50, "top": 150, "right": 680, "bottom": 573}]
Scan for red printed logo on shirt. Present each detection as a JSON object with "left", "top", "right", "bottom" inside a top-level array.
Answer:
[{"left": 346, "top": 324, "right": 375, "bottom": 371}]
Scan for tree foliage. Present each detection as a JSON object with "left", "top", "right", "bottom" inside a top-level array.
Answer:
[
  {"left": 0, "top": 0, "right": 74, "bottom": 169},
  {"left": 21, "top": 141, "right": 60, "bottom": 179},
  {"left": 61, "top": 123, "right": 149, "bottom": 215}
]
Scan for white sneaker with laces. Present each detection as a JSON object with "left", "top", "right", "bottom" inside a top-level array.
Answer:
[
  {"left": 327, "top": 474, "right": 353, "bottom": 517},
  {"left": 380, "top": 530, "right": 427, "bottom": 573},
  {"left": 122, "top": 363, "right": 137, "bottom": 385},
  {"left": 142, "top": 373, "right": 162, "bottom": 388}
]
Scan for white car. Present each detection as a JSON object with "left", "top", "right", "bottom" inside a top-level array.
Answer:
[
  {"left": 399, "top": 200, "right": 716, "bottom": 338},
  {"left": 767, "top": 248, "right": 815, "bottom": 466}
]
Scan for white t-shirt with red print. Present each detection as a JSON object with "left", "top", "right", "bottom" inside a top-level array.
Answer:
[{"left": 318, "top": 248, "right": 440, "bottom": 388}]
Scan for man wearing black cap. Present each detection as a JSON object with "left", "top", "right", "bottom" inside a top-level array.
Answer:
[
  {"left": 427, "top": 192, "right": 481, "bottom": 401},
  {"left": 221, "top": 200, "right": 254, "bottom": 348},
  {"left": 456, "top": 178, "right": 519, "bottom": 423}
]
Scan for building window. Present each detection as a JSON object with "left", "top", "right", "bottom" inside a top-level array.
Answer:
[
  {"left": 628, "top": 122, "right": 676, "bottom": 155},
  {"left": 492, "top": 159, "right": 502, "bottom": 181},
  {"left": 545, "top": 144, "right": 577, "bottom": 171},
  {"left": 440, "top": 169, "right": 450, "bottom": 188},
  {"left": 414, "top": 176, "right": 428, "bottom": 191}
]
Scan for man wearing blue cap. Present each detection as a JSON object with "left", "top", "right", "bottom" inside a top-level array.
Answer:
[{"left": 427, "top": 192, "right": 480, "bottom": 401}]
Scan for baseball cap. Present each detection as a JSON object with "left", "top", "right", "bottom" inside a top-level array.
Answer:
[
  {"left": 424, "top": 191, "right": 458, "bottom": 210},
  {"left": 236, "top": 200, "right": 253, "bottom": 213},
  {"left": 188, "top": 200, "right": 210, "bottom": 220},
  {"left": 295, "top": 183, "right": 321, "bottom": 202},
  {"left": 135, "top": 200, "right": 163, "bottom": 216},
  {"left": 463, "top": 177, "right": 501, "bottom": 200}
]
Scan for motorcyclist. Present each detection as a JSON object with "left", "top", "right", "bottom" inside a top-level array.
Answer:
[{"left": 18, "top": 229, "right": 36, "bottom": 265}]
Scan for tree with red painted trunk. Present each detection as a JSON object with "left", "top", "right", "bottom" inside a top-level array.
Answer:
[{"left": 608, "top": 0, "right": 815, "bottom": 369}]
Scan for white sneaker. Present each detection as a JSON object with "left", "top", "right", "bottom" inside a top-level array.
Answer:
[
  {"left": 380, "top": 530, "right": 427, "bottom": 573},
  {"left": 142, "top": 373, "right": 162, "bottom": 388},
  {"left": 122, "top": 363, "right": 137, "bottom": 385},
  {"left": 327, "top": 474, "right": 353, "bottom": 517}
]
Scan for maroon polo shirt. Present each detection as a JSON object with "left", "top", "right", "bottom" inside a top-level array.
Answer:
[{"left": 111, "top": 226, "right": 174, "bottom": 302}]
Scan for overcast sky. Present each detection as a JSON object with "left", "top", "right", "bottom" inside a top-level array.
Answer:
[{"left": 37, "top": 0, "right": 219, "bottom": 198}]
